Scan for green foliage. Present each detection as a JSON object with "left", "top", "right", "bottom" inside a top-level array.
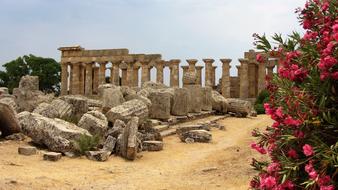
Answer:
[
  {"left": 254, "top": 90, "right": 270, "bottom": 114},
  {"left": 74, "top": 134, "right": 100, "bottom": 155},
  {"left": 0, "top": 54, "right": 60, "bottom": 94}
]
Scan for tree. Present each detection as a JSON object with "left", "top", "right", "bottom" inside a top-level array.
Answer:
[
  {"left": 250, "top": 0, "right": 337, "bottom": 189},
  {"left": 0, "top": 54, "right": 61, "bottom": 94}
]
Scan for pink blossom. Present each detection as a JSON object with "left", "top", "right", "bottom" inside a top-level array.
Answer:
[
  {"left": 267, "top": 162, "right": 280, "bottom": 173},
  {"left": 272, "top": 121, "right": 280, "bottom": 129},
  {"left": 318, "top": 175, "right": 331, "bottom": 186},
  {"left": 250, "top": 142, "right": 267, "bottom": 154},
  {"left": 305, "top": 161, "right": 318, "bottom": 179},
  {"left": 275, "top": 107, "right": 284, "bottom": 118},
  {"left": 320, "top": 185, "right": 335, "bottom": 190},
  {"left": 256, "top": 54, "right": 264, "bottom": 63},
  {"left": 260, "top": 176, "right": 277, "bottom": 189},
  {"left": 303, "top": 144, "right": 314, "bottom": 156},
  {"left": 284, "top": 116, "right": 302, "bottom": 127},
  {"left": 282, "top": 180, "right": 295, "bottom": 190},
  {"left": 321, "top": 2, "right": 329, "bottom": 11},
  {"left": 287, "top": 149, "right": 298, "bottom": 159},
  {"left": 332, "top": 72, "right": 338, "bottom": 80},
  {"left": 333, "top": 23, "right": 338, "bottom": 33}
]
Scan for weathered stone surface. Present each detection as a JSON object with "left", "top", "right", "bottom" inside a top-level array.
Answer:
[
  {"left": 43, "top": 152, "right": 62, "bottom": 161},
  {"left": 120, "top": 86, "right": 136, "bottom": 97},
  {"left": 137, "top": 88, "right": 152, "bottom": 98},
  {"left": 18, "top": 146, "right": 37, "bottom": 156},
  {"left": 61, "top": 96, "right": 88, "bottom": 121},
  {"left": 103, "top": 136, "right": 117, "bottom": 153},
  {"left": 18, "top": 112, "right": 91, "bottom": 153},
  {"left": 33, "top": 103, "right": 59, "bottom": 118},
  {"left": 142, "top": 141, "right": 163, "bottom": 151},
  {"left": 98, "top": 84, "right": 117, "bottom": 97},
  {"left": 171, "top": 88, "right": 189, "bottom": 116},
  {"left": 13, "top": 87, "right": 54, "bottom": 112},
  {"left": 201, "top": 87, "right": 212, "bottom": 111},
  {"left": 0, "top": 87, "right": 9, "bottom": 95},
  {"left": 185, "top": 85, "right": 202, "bottom": 113},
  {"left": 78, "top": 111, "right": 108, "bottom": 136},
  {"left": 124, "top": 94, "right": 152, "bottom": 108},
  {"left": 50, "top": 99, "right": 73, "bottom": 120},
  {"left": 87, "top": 99, "right": 103, "bottom": 108},
  {"left": 19, "top": 75, "right": 39, "bottom": 91},
  {"left": 179, "top": 130, "right": 212, "bottom": 143},
  {"left": 176, "top": 124, "right": 210, "bottom": 135},
  {"left": 250, "top": 110, "right": 258, "bottom": 117},
  {"left": 148, "top": 91, "right": 171, "bottom": 120},
  {"left": 0, "top": 97, "right": 18, "bottom": 112},
  {"left": 141, "top": 81, "right": 168, "bottom": 89},
  {"left": 105, "top": 119, "right": 125, "bottom": 138},
  {"left": 85, "top": 150, "right": 110, "bottom": 162},
  {"left": 211, "top": 91, "right": 228, "bottom": 114},
  {"left": 183, "top": 72, "right": 197, "bottom": 85},
  {"left": 106, "top": 99, "right": 148, "bottom": 124},
  {"left": 5, "top": 133, "right": 26, "bottom": 141},
  {"left": 102, "top": 88, "right": 124, "bottom": 112},
  {"left": 119, "top": 117, "right": 139, "bottom": 160},
  {"left": 225, "top": 98, "right": 252, "bottom": 117},
  {"left": 0, "top": 102, "right": 20, "bottom": 137}
]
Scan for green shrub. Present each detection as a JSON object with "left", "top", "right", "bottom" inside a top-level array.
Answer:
[
  {"left": 254, "top": 89, "right": 270, "bottom": 114},
  {"left": 74, "top": 134, "right": 100, "bottom": 155}
]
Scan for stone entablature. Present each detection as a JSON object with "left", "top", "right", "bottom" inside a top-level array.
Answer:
[{"left": 59, "top": 46, "right": 277, "bottom": 99}]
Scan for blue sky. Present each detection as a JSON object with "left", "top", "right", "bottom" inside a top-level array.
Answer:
[{"left": 0, "top": 0, "right": 306, "bottom": 85}]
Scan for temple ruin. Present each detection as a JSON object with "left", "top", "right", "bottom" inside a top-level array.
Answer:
[{"left": 59, "top": 46, "right": 277, "bottom": 99}]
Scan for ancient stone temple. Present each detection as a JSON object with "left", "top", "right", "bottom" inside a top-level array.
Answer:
[{"left": 59, "top": 46, "right": 277, "bottom": 99}]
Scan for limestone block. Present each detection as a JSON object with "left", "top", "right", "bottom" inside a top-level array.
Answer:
[
  {"left": 148, "top": 91, "right": 171, "bottom": 120},
  {"left": 183, "top": 72, "right": 197, "bottom": 85},
  {"left": 179, "top": 130, "right": 212, "bottom": 143},
  {"left": 171, "top": 88, "right": 189, "bottom": 116},
  {"left": 0, "top": 102, "right": 21, "bottom": 137},
  {"left": 102, "top": 88, "right": 125, "bottom": 112},
  {"left": 0, "top": 87, "right": 9, "bottom": 95},
  {"left": 18, "top": 146, "right": 37, "bottom": 156},
  {"left": 98, "top": 84, "right": 117, "bottom": 97},
  {"left": 43, "top": 152, "right": 62, "bottom": 161},
  {"left": 106, "top": 99, "right": 148, "bottom": 124},
  {"left": 103, "top": 136, "right": 117, "bottom": 153},
  {"left": 50, "top": 99, "right": 73, "bottom": 120},
  {"left": 13, "top": 88, "right": 54, "bottom": 112},
  {"left": 105, "top": 119, "right": 125, "bottom": 139},
  {"left": 211, "top": 91, "right": 228, "bottom": 114},
  {"left": 78, "top": 111, "right": 108, "bottom": 136},
  {"left": 201, "top": 87, "right": 212, "bottom": 111},
  {"left": 0, "top": 97, "right": 18, "bottom": 113},
  {"left": 141, "top": 81, "right": 168, "bottom": 89},
  {"left": 185, "top": 85, "right": 202, "bottom": 113},
  {"left": 142, "top": 141, "right": 163, "bottom": 151},
  {"left": 225, "top": 98, "right": 252, "bottom": 117},
  {"left": 120, "top": 86, "right": 136, "bottom": 97},
  {"left": 85, "top": 150, "right": 110, "bottom": 162},
  {"left": 119, "top": 117, "right": 139, "bottom": 160},
  {"left": 18, "top": 112, "right": 91, "bottom": 153},
  {"left": 124, "top": 94, "right": 152, "bottom": 109},
  {"left": 19, "top": 75, "right": 39, "bottom": 91},
  {"left": 33, "top": 103, "right": 59, "bottom": 118},
  {"left": 62, "top": 95, "right": 88, "bottom": 121}
]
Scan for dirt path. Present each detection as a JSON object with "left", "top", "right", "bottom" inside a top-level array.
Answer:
[{"left": 0, "top": 115, "right": 272, "bottom": 190}]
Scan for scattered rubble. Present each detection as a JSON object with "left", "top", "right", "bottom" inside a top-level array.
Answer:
[
  {"left": 43, "top": 152, "right": 62, "bottom": 161},
  {"left": 85, "top": 150, "right": 110, "bottom": 162},
  {"left": 18, "top": 146, "right": 37, "bottom": 156}
]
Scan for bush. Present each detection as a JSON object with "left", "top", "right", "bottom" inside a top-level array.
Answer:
[
  {"left": 74, "top": 134, "right": 100, "bottom": 155},
  {"left": 250, "top": 0, "right": 338, "bottom": 189},
  {"left": 255, "top": 90, "right": 270, "bottom": 114}
]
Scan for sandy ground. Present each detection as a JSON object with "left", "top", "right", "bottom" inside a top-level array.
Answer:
[{"left": 0, "top": 115, "right": 272, "bottom": 190}]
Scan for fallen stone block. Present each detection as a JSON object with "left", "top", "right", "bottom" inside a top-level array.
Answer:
[
  {"left": 0, "top": 87, "right": 9, "bottom": 95},
  {"left": 185, "top": 85, "right": 202, "bottom": 113},
  {"left": 61, "top": 95, "right": 88, "bottom": 121},
  {"left": 43, "top": 152, "right": 62, "bottom": 161},
  {"left": 106, "top": 99, "right": 148, "bottom": 124},
  {"left": 0, "top": 102, "right": 21, "bottom": 137},
  {"left": 118, "top": 117, "right": 139, "bottom": 160},
  {"left": 225, "top": 98, "right": 252, "bottom": 117},
  {"left": 179, "top": 130, "right": 212, "bottom": 143},
  {"left": 142, "top": 141, "right": 163, "bottom": 151},
  {"left": 105, "top": 119, "right": 125, "bottom": 139},
  {"left": 33, "top": 103, "right": 59, "bottom": 118},
  {"left": 176, "top": 124, "right": 210, "bottom": 135},
  {"left": 5, "top": 133, "right": 26, "bottom": 141},
  {"left": 18, "top": 146, "right": 37, "bottom": 156},
  {"left": 50, "top": 99, "right": 73, "bottom": 120},
  {"left": 102, "top": 88, "right": 124, "bottom": 112},
  {"left": 211, "top": 91, "right": 227, "bottom": 114},
  {"left": 85, "top": 150, "right": 110, "bottom": 162},
  {"left": 171, "top": 88, "right": 189, "bottom": 116},
  {"left": 103, "top": 136, "right": 117, "bottom": 153},
  {"left": 78, "top": 111, "right": 108, "bottom": 136},
  {"left": 141, "top": 81, "right": 168, "bottom": 89},
  {"left": 0, "top": 97, "right": 18, "bottom": 113},
  {"left": 148, "top": 91, "right": 171, "bottom": 120},
  {"left": 18, "top": 112, "right": 91, "bottom": 153}
]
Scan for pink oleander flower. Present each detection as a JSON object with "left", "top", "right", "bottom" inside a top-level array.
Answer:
[
  {"left": 320, "top": 185, "right": 335, "bottom": 190},
  {"left": 251, "top": 142, "right": 267, "bottom": 154},
  {"left": 332, "top": 72, "right": 338, "bottom": 80},
  {"left": 275, "top": 107, "right": 283, "bottom": 118},
  {"left": 260, "top": 176, "right": 277, "bottom": 189},
  {"left": 287, "top": 149, "right": 298, "bottom": 159},
  {"left": 318, "top": 175, "right": 331, "bottom": 186},
  {"left": 303, "top": 144, "right": 314, "bottom": 156},
  {"left": 256, "top": 53, "right": 264, "bottom": 63},
  {"left": 267, "top": 162, "right": 280, "bottom": 174},
  {"left": 284, "top": 116, "right": 302, "bottom": 127}
]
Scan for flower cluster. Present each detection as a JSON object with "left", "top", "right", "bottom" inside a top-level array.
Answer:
[{"left": 250, "top": 0, "right": 337, "bottom": 189}]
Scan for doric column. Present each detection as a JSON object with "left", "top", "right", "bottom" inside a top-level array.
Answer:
[
  {"left": 99, "top": 62, "right": 107, "bottom": 85},
  {"left": 133, "top": 65, "right": 140, "bottom": 87},
  {"left": 202, "top": 59, "right": 215, "bottom": 87},
  {"left": 85, "top": 62, "right": 93, "bottom": 96},
  {"left": 61, "top": 62, "right": 68, "bottom": 95},
  {"left": 71, "top": 63, "right": 80, "bottom": 95},
  {"left": 267, "top": 59, "right": 277, "bottom": 79},
  {"left": 141, "top": 60, "right": 150, "bottom": 85},
  {"left": 238, "top": 58, "right": 249, "bottom": 98},
  {"left": 121, "top": 68, "right": 128, "bottom": 86},
  {"left": 156, "top": 60, "right": 165, "bottom": 83},
  {"left": 110, "top": 60, "right": 120, "bottom": 86},
  {"left": 93, "top": 66, "right": 99, "bottom": 94},
  {"left": 124, "top": 60, "right": 134, "bottom": 87},
  {"left": 257, "top": 56, "right": 268, "bottom": 94},
  {"left": 211, "top": 66, "right": 217, "bottom": 87},
  {"left": 195, "top": 66, "right": 203, "bottom": 86},
  {"left": 186, "top": 59, "right": 198, "bottom": 73},
  {"left": 220, "top": 59, "right": 232, "bottom": 98},
  {"left": 79, "top": 64, "right": 85, "bottom": 95},
  {"left": 169, "top": 59, "right": 180, "bottom": 87},
  {"left": 181, "top": 66, "right": 189, "bottom": 87}
]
